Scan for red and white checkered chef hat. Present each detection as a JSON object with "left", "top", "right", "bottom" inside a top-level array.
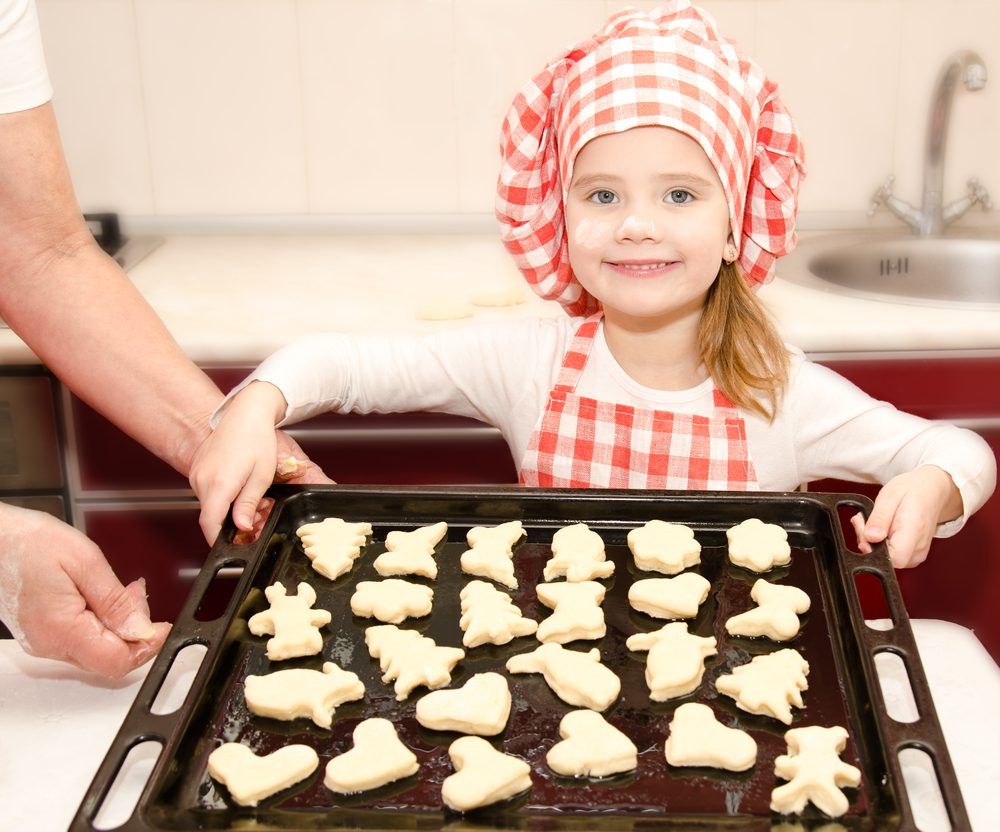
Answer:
[{"left": 496, "top": 1, "right": 806, "bottom": 316}]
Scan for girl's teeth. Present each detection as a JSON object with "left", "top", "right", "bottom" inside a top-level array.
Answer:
[{"left": 619, "top": 263, "right": 666, "bottom": 270}]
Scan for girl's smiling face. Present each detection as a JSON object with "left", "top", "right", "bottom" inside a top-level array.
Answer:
[{"left": 565, "top": 126, "right": 732, "bottom": 327}]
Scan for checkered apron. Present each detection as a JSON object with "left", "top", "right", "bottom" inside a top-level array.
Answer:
[{"left": 519, "top": 315, "right": 759, "bottom": 490}]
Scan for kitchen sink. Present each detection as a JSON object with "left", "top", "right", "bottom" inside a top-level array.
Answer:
[{"left": 777, "top": 230, "right": 1000, "bottom": 308}]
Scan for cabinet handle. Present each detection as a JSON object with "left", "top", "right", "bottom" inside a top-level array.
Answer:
[
  {"left": 284, "top": 426, "right": 504, "bottom": 443},
  {"left": 177, "top": 566, "right": 244, "bottom": 582},
  {"left": 944, "top": 417, "right": 1000, "bottom": 431}
]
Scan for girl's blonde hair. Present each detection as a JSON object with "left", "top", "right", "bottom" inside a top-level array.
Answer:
[{"left": 698, "top": 262, "right": 790, "bottom": 421}]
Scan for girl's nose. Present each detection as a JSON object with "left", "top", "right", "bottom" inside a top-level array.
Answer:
[{"left": 616, "top": 213, "right": 660, "bottom": 243}]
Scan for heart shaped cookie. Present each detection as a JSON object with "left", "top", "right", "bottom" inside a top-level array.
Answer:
[
  {"left": 324, "top": 717, "right": 419, "bottom": 794},
  {"left": 547, "top": 710, "right": 638, "bottom": 777},
  {"left": 207, "top": 742, "right": 318, "bottom": 807},
  {"left": 415, "top": 672, "right": 512, "bottom": 736},
  {"left": 441, "top": 736, "right": 532, "bottom": 812}
]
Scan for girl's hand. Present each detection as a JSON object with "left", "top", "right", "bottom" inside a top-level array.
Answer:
[
  {"left": 189, "top": 382, "right": 287, "bottom": 544},
  {"left": 852, "top": 465, "right": 963, "bottom": 568},
  {"left": 0, "top": 504, "right": 170, "bottom": 677}
]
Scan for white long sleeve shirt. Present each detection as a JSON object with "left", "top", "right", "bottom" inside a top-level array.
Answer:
[
  {"left": 0, "top": 0, "right": 51, "bottom": 113},
  {"left": 232, "top": 316, "right": 996, "bottom": 535}
]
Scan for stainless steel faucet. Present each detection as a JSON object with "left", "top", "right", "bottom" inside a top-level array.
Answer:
[{"left": 869, "top": 49, "right": 992, "bottom": 236}]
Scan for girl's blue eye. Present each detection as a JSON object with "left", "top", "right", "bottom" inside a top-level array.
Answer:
[
  {"left": 588, "top": 190, "right": 618, "bottom": 205},
  {"left": 667, "top": 189, "right": 693, "bottom": 204}
]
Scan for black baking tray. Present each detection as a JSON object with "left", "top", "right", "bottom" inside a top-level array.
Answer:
[{"left": 71, "top": 486, "right": 969, "bottom": 831}]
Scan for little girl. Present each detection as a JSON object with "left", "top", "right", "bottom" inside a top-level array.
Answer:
[{"left": 191, "top": 1, "right": 995, "bottom": 568}]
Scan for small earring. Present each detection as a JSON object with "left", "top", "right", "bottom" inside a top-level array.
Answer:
[{"left": 723, "top": 245, "right": 738, "bottom": 264}]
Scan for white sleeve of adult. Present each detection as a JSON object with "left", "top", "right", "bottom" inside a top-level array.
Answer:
[
  {"left": 0, "top": 0, "right": 53, "bottom": 113},
  {"left": 789, "top": 359, "right": 997, "bottom": 535}
]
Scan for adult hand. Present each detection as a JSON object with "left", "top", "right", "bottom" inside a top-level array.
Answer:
[
  {"left": 0, "top": 504, "right": 170, "bottom": 677},
  {"left": 851, "top": 465, "right": 963, "bottom": 568}
]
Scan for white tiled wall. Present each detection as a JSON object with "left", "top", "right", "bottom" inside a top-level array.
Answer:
[{"left": 36, "top": 0, "right": 1000, "bottom": 228}]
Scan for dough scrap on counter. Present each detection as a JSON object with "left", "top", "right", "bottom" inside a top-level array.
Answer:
[
  {"left": 247, "top": 582, "right": 331, "bottom": 661},
  {"left": 459, "top": 581, "right": 537, "bottom": 648},
  {"left": 460, "top": 520, "right": 525, "bottom": 589},
  {"left": 727, "top": 518, "right": 792, "bottom": 573},
  {"left": 506, "top": 643, "right": 620, "bottom": 711},
  {"left": 441, "top": 736, "right": 532, "bottom": 812},
  {"left": 625, "top": 622, "right": 717, "bottom": 701},
  {"left": 544, "top": 523, "right": 615, "bottom": 582},
  {"left": 716, "top": 648, "right": 810, "bottom": 724},
  {"left": 627, "top": 572, "right": 711, "bottom": 620},
  {"left": 627, "top": 520, "right": 702, "bottom": 574},
  {"left": 324, "top": 717, "right": 419, "bottom": 794},
  {"left": 295, "top": 517, "right": 372, "bottom": 580},
  {"left": 365, "top": 624, "right": 465, "bottom": 700},
  {"left": 664, "top": 703, "right": 757, "bottom": 771},
  {"left": 415, "top": 672, "right": 512, "bottom": 736},
  {"left": 351, "top": 579, "right": 434, "bottom": 624},
  {"left": 771, "top": 726, "right": 861, "bottom": 817},
  {"left": 726, "top": 579, "right": 811, "bottom": 641},
  {"left": 546, "top": 709, "right": 638, "bottom": 778},
  {"left": 535, "top": 580, "right": 606, "bottom": 643},
  {"left": 373, "top": 521, "right": 448, "bottom": 579},
  {"left": 244, "top": 661, "right": 364, "bottom": 728},
  {"left": 207, "top": 743, "right": 318, "bottom": 807},
  {"left": 416, "top": 301, "right": 475, "bottom": 321}
]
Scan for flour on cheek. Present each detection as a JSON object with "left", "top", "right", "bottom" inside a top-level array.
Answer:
[{"left": 573, "top": 218, "right": 615, "bottom": 250}]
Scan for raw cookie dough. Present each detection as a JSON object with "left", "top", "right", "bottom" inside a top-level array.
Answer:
[
  {"left": 441, "top": 736, "right": 532, "bottom": 812},
  {"left": 295, "top": 517, "right": 372, "bottom": 580},
  {"left": 460, "top": 520, "right": 525, "bottom": 589},
  {"left": 207, "top": 743, "right": 318, "bottom": 807},
  {"left": 544, "top": 523, "right": 615, "bottom": 582},
  {"left": 416, "top": 301, "right": 474, "bottom": 321},
  {"left": 506, "top": 643, "right": 620, "bottom": 711},
  {"left": 374, "top": 521, "right": 448, "bottom": 579},
  {"left": 625, "top": 622, "right": 718, "bottom": 701},
  {"left": 547, "top": 710, "right": 638, "bottom": 778},
  {"left": 726, "top": 579, "right": 811, "bottom": 641},
  {"left": 244, "top": 661, "right": 365, "bottom": 728},
  {"left": 459, "top": 581, "right": 537, "bottom": 648},
  {"left": 716, "top": 648, "right": 810, "bottom": 724},
  {"left": 771, "top": 726, "right": 861, "bottom": 817},
  {"left": 351, "top": 579, "right": 434, "bottom": 624},
  {"left": 727, "top": 518, "right": 792, "bottom": 572},
  {"left": 365, "top": 624, "right": 465, "bottom": 700},
  {"left": 535, "top": 580, "right": 606, "bottom": 643},
  {"left": 664, "top": 703, "right": 757, "bottom": 771},
  {"left": 627, "top": 520, "right": 702, "bottom": 574},
  {"left": 247, "top": 582, "right": 331, "bottom": 661},
  {"left": 415, "top": 672, "right": 512, "bottom": 736},
  {"left": 627, "top": 572, "right": 711, "bottom": 620},
  {"left": 324, "top": 717, "right": 419, "bottom": 794}
]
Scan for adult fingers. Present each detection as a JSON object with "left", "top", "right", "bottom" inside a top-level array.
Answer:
[{"left": 47, "top": 615, "right": 170, "bottom": 677}]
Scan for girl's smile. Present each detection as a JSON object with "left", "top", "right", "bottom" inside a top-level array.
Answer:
[{"left": 604, "top": 259, "right": 680, "bottom": 279}]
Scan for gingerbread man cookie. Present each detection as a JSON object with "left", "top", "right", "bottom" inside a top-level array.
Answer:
[
  {"left": 627, "top": 520, "right": 702, "bottom": 574},
  {"left": 771, "top": 726, "right": 861, "bottom": 817},
  {"left": 247, "top": 582, "right": 331, "bottom": 660},
  {"left": 244, "top": 661, "right": 364, "bottom": 728},
  {"left": 207, "top": 743, "right": 318, "bottom": 807},
  {"left": 365, "top": 624, "right": 465, "bottom": 700},
  {"left": 535, "top": 580, "right": 606, "bottom": 644},
  {"left": 415, "top": 672, "right": 512, "bottom": 736},
  {"left": 625, "top": 622, "right": 717, "bottom": 701},
  {"left": 627, "top": 572, "right": 711, "bottom": 620},
  {"left": 547, "top": 710, "right": 638, "bottom": 778},
  {"left": 664, "top": 703, "right": 757, "bottom": 771},
  {"left": 296, "top": 517, "right": 372, "bottom": 580},
  {"left": 726, "top": 579, "right": 811, "bottom": 641},
  {"left": 460, "top": 520, "right": 525, "bottom": 589},
  {"left": 350, "top": 579, "right": 433, "bottom": 624},
  {"left": 544, "top": 523, "right": 615, "bottom": 582},
  {"left": 324, "top": 717, "right": 419, "bottom": 794},
  {"left": 727, "top": 518, "right": 792, "bottom": 573},
  {"left": 506, "top": 643, "right": 620, "bottom": 711},
  {"left": 441, "top": 736, "right": 532, "bottom": 812},
  {"left": 373, "top": 521, "right": 447, "bottom": 579},
  {"left": 716, "top": 648, "right": 810, "bottom": 724},
  {"left": 459, "top": 581, "right": 537, "bottom": 648}
]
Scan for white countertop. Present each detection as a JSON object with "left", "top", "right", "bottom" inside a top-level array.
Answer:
[
  {"left": 1, "top": 619, "right": 997, "bottom": 831},
  {"left": 2, "top": 232, "right": 999, "bottom": 366}
]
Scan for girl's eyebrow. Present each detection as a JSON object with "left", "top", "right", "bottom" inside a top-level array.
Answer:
[{"left": 571, "top": 172, "right": 716, "bottom": 190}]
